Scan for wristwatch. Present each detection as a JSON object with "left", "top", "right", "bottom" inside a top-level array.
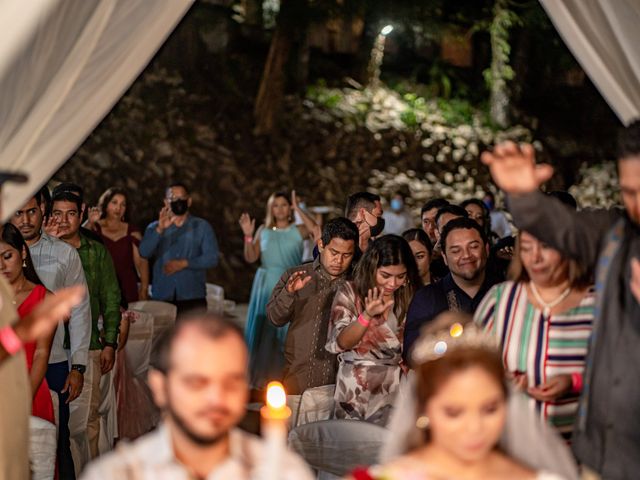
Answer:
[
  {"left": 103, "top": 341, "right": 118, "bottom": 350},
  {"left": 71, "top": 364, "right": 86, "bottom": 375}
]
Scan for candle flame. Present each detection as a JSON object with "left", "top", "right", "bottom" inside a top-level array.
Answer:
[{"left": 266, "top": 381, "right": 286, "bottom": 409}]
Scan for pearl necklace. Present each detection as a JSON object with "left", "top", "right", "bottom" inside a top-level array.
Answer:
[{"left": 529, "top": 282, "right": 572, "bottom": 317}]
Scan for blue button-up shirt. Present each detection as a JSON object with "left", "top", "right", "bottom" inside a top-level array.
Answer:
[{"left": 139, "top": 215, "right": 219, "bottom": 301}]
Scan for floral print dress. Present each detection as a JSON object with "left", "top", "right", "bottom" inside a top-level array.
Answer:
[{"left": 325, "top": 281, "right": 404, "bottom": 426}]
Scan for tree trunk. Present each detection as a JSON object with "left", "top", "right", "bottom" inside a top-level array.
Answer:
[
  {"left": 489, "top": 0, "right": 513, "bottom": 128},
  {"left": 253, "top": 28, "right": 292, "bottom": 135},
  {"left": 254, "top": 0, "right": 301, "bottom": 135}
]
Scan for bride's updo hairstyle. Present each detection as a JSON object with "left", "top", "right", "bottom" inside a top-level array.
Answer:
[{"left": 411, "top": 312, "right": 507, "bottom": 428}]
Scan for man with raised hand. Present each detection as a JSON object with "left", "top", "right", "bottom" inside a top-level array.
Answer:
[{"left": 481, "top": 121, "right": 640, "bottom": 480}]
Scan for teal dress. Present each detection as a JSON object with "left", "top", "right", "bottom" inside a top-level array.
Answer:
[{"left": 245, "top": 224, "right": 303, "bottom": 389}]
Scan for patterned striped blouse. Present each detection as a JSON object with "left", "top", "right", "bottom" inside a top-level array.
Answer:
[{"left": 474, "top": 281, "right": 595, "bottom": 439}]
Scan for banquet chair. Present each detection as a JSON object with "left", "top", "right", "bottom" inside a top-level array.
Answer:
[
  {"left": 128, "top": 300, "right": 177, "bottom": 350},
  {"left": 288, "top": 419, "right": 389, "bottom": 480},
  {"left": 123, "top": 309, "right": 155, "bottom": 378},
  {"left": 29, "top": 416, "right": 57, "bottom": 480},
  {"left": 293, "top": 384, "right": 335, "bottom": 428}
]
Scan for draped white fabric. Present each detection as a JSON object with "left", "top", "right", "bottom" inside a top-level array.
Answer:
[
  {"left": 0, "top": 0, "right": 194, "bottom": 220},
  {"left": 540, "top": 0, "right": 640, "bottom": 126}
]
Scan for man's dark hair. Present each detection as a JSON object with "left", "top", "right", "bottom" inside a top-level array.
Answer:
[
  {"left": 547, "top": 191, "right": 578, "bottom": 210},
  {"left": 617, "top": 120, "right": 640, "bottom": 160},
  {"left": 150, "top": 313, "right": 244, "bottom": 374},
  {"left": 167, "top": 182, "right": 190, "bottom": 196},
  {"left": 344, "top": 192, "right": 380, "bottom": 220},
  {"left": 435, "top": 204, "right": 468, "bottom": 227},
  {"left": 321, "top": 217, "right": 359, "bottom": 246},
  {"left": 35, "top": 185, "right": 52, "bottom": 217},
  {"left": 420, "top": 198, "right": 449, "bottom": 216},
  {"left": 440, "top": 217, "right": 488, "bottom": 253},
  {"left": 51, "top": 182, "right": 84, "bottom": 212}
]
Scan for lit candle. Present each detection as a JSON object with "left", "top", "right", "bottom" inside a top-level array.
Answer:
[{"left": 261, "top": 381, "right": 291, "bottom": 480}]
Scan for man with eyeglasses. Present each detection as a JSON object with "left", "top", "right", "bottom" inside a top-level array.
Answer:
[{"left": 140, "top": 183, "right": 219, "bottom": 317}]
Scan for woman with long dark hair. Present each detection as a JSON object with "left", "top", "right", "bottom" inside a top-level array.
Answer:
[
  {"left": 475, "top": 231, "right": 594, "bottom": 440},
  {"left": 0, "top": 224, "right": 54, "bottom": 424},
  {"left": 87, "top": 187, "right": 149, "bottom": 305},
  {"left": 402, "top": 229, "right": 432, "bottom": 286},
  {"left": 326, "top": 235, "right": 420, "bottom": 425}
]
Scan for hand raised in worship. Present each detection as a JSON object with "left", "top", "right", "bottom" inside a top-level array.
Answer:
[
  {"left": 480, "top": 141, "right": 554, "bottom": 195},
  {"left": 163, "top": 259, "right": 188, "bottom": 276},
  {"left": 286, "top": 270, "right": 312, "bottom": 293},
  {"left": 364, "top": 287, "right": 394, "bottom": 319},
  {"left": 43, "top": 215, "right": 63, "bottom": 238},
  {"left": 527, "top": 374, "right": 572, "bottom": 402},
  {"left": 357, "top": 220, "right": 371, "bottom": 251},
  {"left": 87, "top": 206, "right": 101, "bottom": 227},
  {"left": 156, "top": 206, "right": 175, "bottom": 234},
  {"left": 239, "top": 213, "right": 256, "bottom": 237},
  {"left": 291, "top": 190, "right": 302, "bottom": 211},
  {"left": 630, "top": 258, "right": 640, "bottom": 304}
]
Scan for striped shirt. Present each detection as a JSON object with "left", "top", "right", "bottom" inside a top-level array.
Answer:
[{"left": 474, "top": 281, "right": 594, "bottom": 438}]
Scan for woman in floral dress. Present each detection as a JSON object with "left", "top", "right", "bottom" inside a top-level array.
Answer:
[{"left": 326, "top": 235, "right": 420, "bottom": 425}]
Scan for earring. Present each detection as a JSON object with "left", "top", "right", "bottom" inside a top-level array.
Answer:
[
  {"left": 22, "top": 259, "right": 26, "bottom": 268},
  {"left": 416, "top": 415, "right": 430, "bottom": 430}
]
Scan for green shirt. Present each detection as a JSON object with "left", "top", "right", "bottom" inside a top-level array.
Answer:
[{"left": 77, "top": 233, "right": 121, "bottom": 350}]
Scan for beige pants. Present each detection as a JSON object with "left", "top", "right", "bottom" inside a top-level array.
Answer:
[
  {"left": 581, "top": 466, "right": 602, "bottom": 480},
  {"left": 87, "top": 350, "right": 102, "bottom": 459}
]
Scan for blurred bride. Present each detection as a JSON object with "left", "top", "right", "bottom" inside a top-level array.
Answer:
[{"left": 348, "top": 312, "right": 578, "bottom": 480}]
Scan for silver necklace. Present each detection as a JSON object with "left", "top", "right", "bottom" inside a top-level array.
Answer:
[{"left": 529, "top": 282, "right": 571, "bottom": 317}]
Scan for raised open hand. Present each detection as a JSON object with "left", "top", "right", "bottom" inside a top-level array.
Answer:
[
  {"left": 43, "top": 215, "right": 63, "bottom": 238},
  {"left": 157, "top": 206, "right": 174, "bottom": 233},
  {"left": 87, "top": 206, "right": 101, "bottom": 227},
  {"left": 239, "top": 213, "right": 256, "bottom": 237},
  {"left": 364, "top": 287, "right": 394, "bottom": 318},
  {"left": 286, "top": 270, "right": 312, "bottom": 293},
  {"left": 480, "top": 141, "right": 554, "bottom": 195}
]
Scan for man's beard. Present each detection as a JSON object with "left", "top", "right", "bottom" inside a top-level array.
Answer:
[
  {"left": 166, "top": 398, "right": 231, "bottom": 447},
  {"left": 19, "top": 223, "right": 41, "bottom": 241}
]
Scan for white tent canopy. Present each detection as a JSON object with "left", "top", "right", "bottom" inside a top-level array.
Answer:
[
  {"left": 540, "top": 0, "right": 640, "bottom": 126},
  {"left": 0, "top": 0, "right": 193, "bottom": 220}
]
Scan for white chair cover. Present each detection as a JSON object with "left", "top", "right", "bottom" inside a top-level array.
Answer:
[
  {"left": 288, "top": 419, "right": 389, "bottom": 478},
  {"left": 69, "top": 355, "right": 93, "bottom": 474},
  {"left": 50, "top": 388, "right": 59, "bottom": 435},
  {"left": 98, "top": 368, "right": 118, "bottom": 455},
  {"left": 29, "top": 415, "right": 57, "bottom": 480},
  {"left": 128, "top": 300, "right": 176, "bottom": 351},
  {"left": 124, "top": 309, "right": 154, "bottom": 378},
  {"left": 294, "top": 384, "right": 335, "bottom": 428},
  {"left": 206, "top": 283, "right": 224, "bottom": 315}
]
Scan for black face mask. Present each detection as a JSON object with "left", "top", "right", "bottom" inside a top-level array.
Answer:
[
  {"left": 170, "top": 199, "right": 189, "bottom": 216},
  {"left": 369, "top": 216, "right": 385, "bottom": 237}
]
